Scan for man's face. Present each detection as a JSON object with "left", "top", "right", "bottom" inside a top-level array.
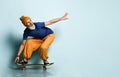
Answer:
[{"left": 25, "top": 19, "right": 34, "bottom": 27}]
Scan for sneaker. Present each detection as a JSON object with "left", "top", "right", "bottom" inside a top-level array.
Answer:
[
  {"left": 44, "top": 60, "right": 49, "bottom": 65},
  {"left": 17, "top": 60, "right": 28, "bottom": 65}
]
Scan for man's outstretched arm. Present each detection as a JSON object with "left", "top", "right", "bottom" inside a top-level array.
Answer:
[{"left": 45, "top": 13, "right": 68, "bottom": 26}]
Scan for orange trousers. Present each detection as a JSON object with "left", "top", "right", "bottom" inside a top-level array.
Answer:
[{"left": 23, "top": 34, "right": 55, "bottom": 61}]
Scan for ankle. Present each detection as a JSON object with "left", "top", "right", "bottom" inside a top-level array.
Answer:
[
  {"left": 43, "top": 60, "right": 47, "bottom": 62},
  {"left": 43, "top": 60, "right": 49, "bottom": 64}
]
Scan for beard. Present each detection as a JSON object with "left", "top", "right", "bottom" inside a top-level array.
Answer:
[{"left": 28, "top": 24, "right": 35, "bottom": 30}]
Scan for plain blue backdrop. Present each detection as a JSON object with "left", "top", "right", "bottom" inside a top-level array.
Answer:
[{"left": 0, "top": 0, "right": 120, "bottom": 77}]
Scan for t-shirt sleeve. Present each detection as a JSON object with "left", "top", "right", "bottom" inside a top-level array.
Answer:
[
  {"left": 37, "top": 22, "right": 45, "bottom": 27},
  {"left": 23, "top": 31, "right": 28, "bottom": 40}
]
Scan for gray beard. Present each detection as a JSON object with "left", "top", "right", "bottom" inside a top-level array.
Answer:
[{"left": 28, "top": 25, "right": 35, "bottom": 30}]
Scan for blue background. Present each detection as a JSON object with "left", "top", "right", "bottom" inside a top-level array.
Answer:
[{"left": 0, "top": 0, "right": 120, "bottom": 77}]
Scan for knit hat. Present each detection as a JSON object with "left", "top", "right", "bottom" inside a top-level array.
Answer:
[{"left": 20, "top": 16, "right": 31, "bottom": 26}]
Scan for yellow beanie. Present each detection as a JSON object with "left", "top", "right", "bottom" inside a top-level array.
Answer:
[{"left": 20, "top": 16, "right": 31, "bottom": 26}]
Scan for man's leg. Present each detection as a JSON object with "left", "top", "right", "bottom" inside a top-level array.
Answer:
[
  {"left": 39, "top": 34, "right": 55, "bottom": 64},
  {"left": 23, "top": 38, "right": 43, "bottom": 63}
]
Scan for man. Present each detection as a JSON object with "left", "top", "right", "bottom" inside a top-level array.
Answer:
[{"left": 14, "top": 13, "right": 68, "bottom": 65}]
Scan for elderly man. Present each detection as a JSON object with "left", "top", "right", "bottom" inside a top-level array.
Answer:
[{"left": 14, "top": 13, "right": 68, "bottom": 65}]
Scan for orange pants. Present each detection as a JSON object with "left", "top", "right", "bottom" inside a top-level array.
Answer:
[{"left": 23, "top": 34, "right": 55, "bottom": 61}]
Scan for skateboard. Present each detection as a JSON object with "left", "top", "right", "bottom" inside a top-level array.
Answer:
[{"left": 15, "top": 62, "right": 54, "bottom": 70}]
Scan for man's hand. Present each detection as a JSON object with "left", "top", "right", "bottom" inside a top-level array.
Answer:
[
  {"left": 60, "top": 13, "right": 68, "bottom": 21},
  {"left": 14, "top": 56, "right": 19, "bottom": 63}
]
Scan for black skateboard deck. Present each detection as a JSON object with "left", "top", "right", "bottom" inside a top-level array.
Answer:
[{"left": 15, "top": 63, "right": 54, "bottom": 70}]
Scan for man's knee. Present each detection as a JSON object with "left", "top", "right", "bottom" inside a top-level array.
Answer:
[{"left": 40, "top": 45, "right": 48, "bottom": 50}]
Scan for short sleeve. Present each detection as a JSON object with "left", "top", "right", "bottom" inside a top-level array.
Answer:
[
  {"left": 36, "top": 22, "right": 45, "bottom": 27},
  {"left": 23, "top": 31, "right": 28, "bottom": 40}
]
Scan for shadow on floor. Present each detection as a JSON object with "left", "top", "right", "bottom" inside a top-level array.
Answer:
[{"left": 6, "top": 33, "right": 42, "bottom": 70}]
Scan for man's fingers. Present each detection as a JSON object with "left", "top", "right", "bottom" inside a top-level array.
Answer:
[
  {"left": 64, "top": 13, "right": 68, "bottom": 16},
  {"left": 14, "top": 58, "right": 19, "bottom": 63},
  {"left": 16, "top": 58, "right": 19, "bottom": 62},
  {"left": 62, "top": 13, "right": 68, "bottom": 19}
]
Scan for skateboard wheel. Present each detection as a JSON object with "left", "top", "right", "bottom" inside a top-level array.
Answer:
[
  {"left": 22, "top": 67, "right": 26, "bottom": 70},
  {"left": 43, "top": 66, "right": 47, "bottom": 71},
  {"left": 22, "top": 66, "right": 26, "bottom": 70}
]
